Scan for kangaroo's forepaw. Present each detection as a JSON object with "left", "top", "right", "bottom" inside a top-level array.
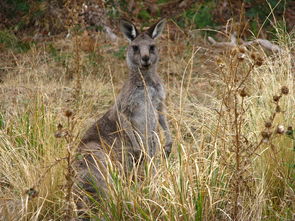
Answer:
[{"left": 163, "top": 142, "right": 172, "bottom": 158}]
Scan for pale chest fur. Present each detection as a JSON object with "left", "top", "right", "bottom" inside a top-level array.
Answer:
[
  {"left": 118, "top": 83, "right": 165, "bottom": 134},
  {"left": 131, "top": 85, "right": 164, "bottom": 132}
]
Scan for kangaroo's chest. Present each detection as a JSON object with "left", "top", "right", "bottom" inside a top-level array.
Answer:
[
  {"left": 136, "top": 85, "right": 162, "bottom": 107},
  {"left": 128, "top": 85, "right": 164, "bottom": 131}
]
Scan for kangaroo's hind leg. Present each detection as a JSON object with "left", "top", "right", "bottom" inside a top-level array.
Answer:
[{"left": 74, "top": 142, "right": 110, "bottom": 220}]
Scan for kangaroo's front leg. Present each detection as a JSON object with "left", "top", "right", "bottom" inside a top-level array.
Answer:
[
  {"left": 118, "top": 112, "right": 143, "bottom": 161},
  {"left": 158, "top": 103, "right": 173, "bottom": 157}
]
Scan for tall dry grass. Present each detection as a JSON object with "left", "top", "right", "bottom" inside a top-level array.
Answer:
[{"left": 0, "top": 24, "right": 294, "bottom": 221}]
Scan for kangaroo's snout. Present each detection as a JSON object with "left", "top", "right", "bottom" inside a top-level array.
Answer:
[{"left": 141, "top": 55, "right": 150, "bottom": 67}]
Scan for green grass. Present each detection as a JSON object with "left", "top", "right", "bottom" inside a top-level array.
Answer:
[{"left": 0, "top": 30, "right": 31, "bottom": 52}]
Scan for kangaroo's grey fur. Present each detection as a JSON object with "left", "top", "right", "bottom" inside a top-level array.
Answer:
[{"left": 74, "top": 19, "right": 172, "bottom": 213}]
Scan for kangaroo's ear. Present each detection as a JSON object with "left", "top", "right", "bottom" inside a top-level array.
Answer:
[
  {"left": 119, "top": 19, "right": 139, "bottom": 41},
  {"left": 146, "top": 18, "right": 166, "bottom": 39}
]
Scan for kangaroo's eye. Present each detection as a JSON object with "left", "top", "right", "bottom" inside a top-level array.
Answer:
[
  {"left": 132, "top": 45, "right": 139, "bottom": 52},
  {"left": 150, "top": 45, "right": 155, "bottom": 52}
]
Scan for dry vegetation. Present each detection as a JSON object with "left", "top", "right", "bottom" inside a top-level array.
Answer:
[{"left": 0, "top": 19, "right": 294, "bottom": 220}]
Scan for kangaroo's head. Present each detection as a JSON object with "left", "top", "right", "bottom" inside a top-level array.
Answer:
[{"left": 119, "top": 19, "right": 166, "bottom": 71}]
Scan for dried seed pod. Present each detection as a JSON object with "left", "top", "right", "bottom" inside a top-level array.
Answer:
[
  {"left": 275, "top": 105, "right": 281, "bottom": 113},
  {"left": 218, "top": 63, "right": 225, "bottom": 68},
  {"left": 238, "top": 46, "right": 247, "bottom": 53},
  {"left": 216, "top": 58, "right": 225, "bottom": 68},
  {"left": 250, "top": 52, "right": 256, "bottom": 60},
  {"left": 255, "top": 57, "right": 264, "bottom": 66},
  {"left": 273, "top": 95, "right": 280, "bottom": 102},
  {"left": 281, "top": 86, "right": 289, "bottom": 95},
  {"left": 261, "top": 131, "right": 270, "bottom": 139},
  {"left": 264, "top": 121, "right": 272, "bottom": 128},
  {"left": 261, "top": 131, "right": 271, "bottom": 143},
  {"left": 64, "top": 110, "right": 73, "bottom": 118},
  {"left": 57, "top": 123, "right": 63, "bottom": 130},
  {"left": 216, "top": 57, "right": 222, "bottom": 64},
  {"left": 237, "top": 53, "right": 246, "bottom": 61},
  {"left": 276, "top": 125, "right": 285, "bottom": 134},
  {"left": 231, "top": 47, "right": 239, "bottom": 56},
  {"left": 239, "top": 88, "right": 247, "bottom": 97},
  {"left": 55, "top": 130, "right": 68, "bottom": 138},
  {"left": 55, "top": 131, "right": 62, "bottom": 138},
  {"left": 25, "top": 188, "right": 39, "bottom": 199},
  {"left": 286, "top": 126, "right": 293, "bottom": 136}
]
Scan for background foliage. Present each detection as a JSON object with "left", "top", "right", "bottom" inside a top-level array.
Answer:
[{"left": 0, "top": 0, "right": 294, "bottom": 37}]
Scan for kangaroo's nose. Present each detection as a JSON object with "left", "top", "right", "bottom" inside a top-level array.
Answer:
[{"left": 142, "top": 55, "right": 149, "bottom": 62}]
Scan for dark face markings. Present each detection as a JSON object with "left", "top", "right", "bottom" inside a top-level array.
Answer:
[
  {"left": 132, "top": 45, "right": 139, "bottom": 53},
  {"left": 149, "top": 45, "right": 155, "bottom": 53},
  {"left": 128, "top": 34, "right": 159, "bottom": 69}
]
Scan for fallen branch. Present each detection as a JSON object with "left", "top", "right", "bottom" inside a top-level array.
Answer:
[
  {"left": 208, "top": 33, "right": 237, "bottom": 49},
  {"left": 208, "top": 33, "right": 282, "bottom": 53},
  {"left": 242, "top": 39, "right": 282, "bottom": 53}
]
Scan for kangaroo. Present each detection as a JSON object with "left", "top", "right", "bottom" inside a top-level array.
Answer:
[{"left": 74, "top": 18, "right": 172, "bottom": 215}]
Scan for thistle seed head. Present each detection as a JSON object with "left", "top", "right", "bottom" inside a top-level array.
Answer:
[
  {"left": 239, "top": 88, "right": 247, "bottom": 97},
  {"left": 261, "top": 131, "right": 270, "bottom": 139},
  {"left": 286, "top": 126, "right": 293, "bottom": 136},
  {"left": 281, "top": 86, "right": 289, "bottom": 95},
  {"left": 276, "top": 125, "right": 285, "bottom": 134},
  {"left": 237, "top": 53, "right": 246, "bottom": 61},
  {"left": 238, "top": 46, "right": 247, "bottom": 54},
  {"left": 264, "top": 121, "right": 272, "bottom": 128},
  {"left": 273, "top": 95, "right": 280, "bottom": 102},
  {"left": 275, "top": 105, "right": 281, "bottom": 113},
  {"left": 57, "top": 123, "right": 63, "bottom": 130},
  {"left": 26, "top": 188, "right": 39, "bottom": 199},
  {"left": 255, "top": 57, "right": 263, "bottom": 66},
  {"left": 64, "top": 110, "right": 73, "bottom": 118},
  {"left": 230, "top": 47, "right": 239, "bottom": 56},
  {"left": 216, "top": 57, "right": 225, "bottom": 68}
]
